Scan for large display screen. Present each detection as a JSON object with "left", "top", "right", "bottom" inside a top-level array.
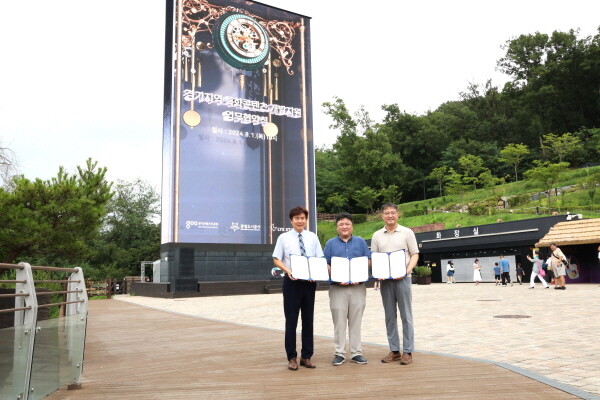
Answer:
[{"left": 161, "top": 0, "right": 315, "bottom": 245}]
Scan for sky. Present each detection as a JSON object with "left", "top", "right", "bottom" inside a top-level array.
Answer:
[{"left": 0, "top": 0, "right": 598, "bottom": 191}]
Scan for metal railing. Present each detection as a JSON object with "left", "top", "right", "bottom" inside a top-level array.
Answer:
[{"left": 0, "top": 262, "right": 88, "bottom": 400}]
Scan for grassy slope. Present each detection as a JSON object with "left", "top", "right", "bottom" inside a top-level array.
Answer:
[{"left": 317, "top": 165, "right": 600, "bottom": 243}]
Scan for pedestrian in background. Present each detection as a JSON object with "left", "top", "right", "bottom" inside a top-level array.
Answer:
[
  {"left": 527, "top": 251, "right": 548, "bottom": 289},
  {"left": 493, "top": 262, "right": 501, "bottom": 286},
  {"left": 550, "top": 243, "right": 567, "bottom": 290},
  {"left": 446, "top": 260, "right": 456, "bottom": 284},
  {"left": 499, "top": 255, "right": 512, "bottom": 287},
  {"left": 516, "top": 263, "right": 524, "bottom": 285},
  {"left": 473, "top": 259, "right": 482, "bottom": 285}
]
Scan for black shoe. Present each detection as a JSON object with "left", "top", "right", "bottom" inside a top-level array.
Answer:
[
  {"left": 560, "top": 286, "right": 566, "bottom": 290},
  {"left": 331, "top": 355, "right": 345, "bottom": 366},
  {"left": 554, "top": 287, "right": 561, "bottom": 290},
  {"left": 351, "top": 355, "right": 368, "bottom": 364}
]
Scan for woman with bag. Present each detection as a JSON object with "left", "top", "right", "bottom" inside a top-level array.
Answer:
[
  {"left": 550, "top": 243, "right": 567, "bottom": 290},
  {"left": 527, "top": 251, "right": 548, "bottom": 289}
]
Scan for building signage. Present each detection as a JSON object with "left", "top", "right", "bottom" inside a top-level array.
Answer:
[{"left": 161, "top": 0, "right": 315, "bottom": 245}]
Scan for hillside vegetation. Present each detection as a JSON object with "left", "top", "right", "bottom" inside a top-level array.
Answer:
[{"left": 317, "top": 165, "right": 600, "bottom": 243}]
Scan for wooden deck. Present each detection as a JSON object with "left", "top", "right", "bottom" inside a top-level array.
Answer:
[{"left": 47, "top": 300, "right": 579, "bottom": 399}]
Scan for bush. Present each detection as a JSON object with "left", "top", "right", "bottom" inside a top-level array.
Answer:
[
  {"left": 404, "top": 209, "right": 424, "bottom": 218},
  {"left": 509, "top": 194, "right": 530, "bottom": 207},
  {"left": 353, "top": 214, "right": 367, "bottom": 224},
  {"left": 413, "top": 266, "right": 432, "bottom": 277},
  {"left": 468, "top": 204, "right": 488, "bottom": 215}
]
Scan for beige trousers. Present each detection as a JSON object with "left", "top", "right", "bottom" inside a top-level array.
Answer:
[{"left": 329, "top": 284, "right": 366, "bottom": 358}]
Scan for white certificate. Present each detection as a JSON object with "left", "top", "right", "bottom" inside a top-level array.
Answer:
[
  {"left": 389, "top": 250, "right": 407, "bottom": 278},
  {"left": 330, "top": 257, "right": 350, "bottom": 283},
  {"left": 308, "top": 257, "right": 330, "bottom": 281},
  {"left": 350, "top": 256, "right": 369, "bottom": 283},
  {"left": 371, "top": 252, "right": 391, "bottom": 279},
  {"left": 330, "top": 256, "right": 369, "bottom": 283},
  {"left": 371, "top": 250, "right": 407, "bottom": 279},
  {"left": 290, "top": 255, "right": 310, "bottom": 280},
  {"left": 290, "top": 255, "right": 329, "bottom": 281}
]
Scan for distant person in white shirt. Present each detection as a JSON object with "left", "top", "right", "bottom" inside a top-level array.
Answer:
[{"left": 446, "top": 261, "right": 456, "bottom": 284}]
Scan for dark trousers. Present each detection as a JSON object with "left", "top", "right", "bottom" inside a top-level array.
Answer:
[
  {"left": 283, "top": 277, "right": 316, "bottom": 360},
  {"left": 501, "top": 271, "right": 511, "bottom": 285}
]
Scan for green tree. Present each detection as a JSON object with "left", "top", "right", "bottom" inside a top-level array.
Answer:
[
  {"left": 325, "top": 193, "right": 347, "bottom": 213},
  {"left": 542, "top": 132, "right": 582, "bottom": 163},
  {"left": 0, "top": 159, "right": 112, "bottom": 264},
  {"left": 458, "top": 155, "right": 486, "bottom": 189},
  {"left": 523, "top": 161, "right": 569, "bottom": 208},
  {"left": 87, "top": 179, "right": 160, "bottom": 279},
  {"left": 352, "top": 186, "right": 379, "bottom": 214},
  {"left": 499, "top": 143, "right": 529, "bottom": 181},
  {"left": 498, "top": 29, "right": 600, "bottom": 141},
  {"left": 579, "top": 169, "right": 600, "bottom": 205},
  {"left": 315, "top": 148, "right": 345, "bottom": 211},
  {"left": 379, "top": 184, "right": 402, "bottom": 204},
  {"left": 441, "top": 139, "right": 499, "bottom": 173},
  {"left": 427, "top": 166, "right": 448, "bottom": 197},
  {"left": 444, "top": 168, "right": 469, "bottom": 199},
  {"left": 323, "top": 98, "right": 408, "bottom": 209}
]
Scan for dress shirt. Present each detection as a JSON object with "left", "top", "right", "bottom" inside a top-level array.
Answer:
[{"left": 272, "top": 229, "right": 324, "bottom": 269}]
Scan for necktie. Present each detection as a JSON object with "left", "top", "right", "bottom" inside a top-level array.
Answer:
[{"left": 298, "top": 233, "right": 306, "bottom": 256}]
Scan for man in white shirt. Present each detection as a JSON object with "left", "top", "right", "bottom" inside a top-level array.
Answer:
[
  {"left": 371, "top": 203, "right": 419, "bottom": 366},
  {"left": 273, "top": 206, "right": 324, "bottom": 371}
]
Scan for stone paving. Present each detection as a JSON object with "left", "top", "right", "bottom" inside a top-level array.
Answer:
[{"left": 115, "top": 282, "right": 600, "bottom": 397}]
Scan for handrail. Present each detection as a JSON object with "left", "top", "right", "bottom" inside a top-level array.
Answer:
[
  {"left": 0, "top": 262, "right": 88, "bottom": 399},
  {"left": 44, "top": 290, "right": 83, "bottom": 295},
  {"left": 0, "top": 293, "right": 29, "bottom": 298},
  {"left": 37, "top": 300, "right": 85, "bottom": 309},
  {"left": 0, "top": 262, "right": 25, "bottom": 270},
  {"left": 0, "top": 306, "right": 33, "bottom": 313},
  {"left": 31, "top": 265, "right": 78, "bottom": 273}
]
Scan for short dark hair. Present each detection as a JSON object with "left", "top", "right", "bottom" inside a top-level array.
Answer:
[
  {"left": 335, "top": 212, "right": 353, "bottom": 223},
  {"left": 550, "top": 242, "right": 557, "bottom": 247},
  {"left": 381, "top": 203, "right": 398, "bottom": 212},
  {"left": 289, "top": 206, "right": 308, "bottom": 220},
  {"left": 474, "top": 259, "right": 479, "bottom": 262},
  {"left": 535, "top": 250, "right": 540, "bottom": 256}
]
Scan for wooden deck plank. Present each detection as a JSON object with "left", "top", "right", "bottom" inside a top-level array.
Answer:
[{"left": 47, "top": 300, "right": 578, "bottom": 399}]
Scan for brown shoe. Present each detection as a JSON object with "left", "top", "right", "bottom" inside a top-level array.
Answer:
[
  {"left": 400, "top": 352, "right": 413, "bottom": 365},
  {"left": 288, "top": 358, "right": 298, "bottom": 371},
  {"left": 300, "top": 358, "right": 316, "bottom": 368},
  {"left": 381, "top": 351, "right": 402, "bottom": 363}
]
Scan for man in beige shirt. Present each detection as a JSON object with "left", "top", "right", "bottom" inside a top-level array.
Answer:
[
  {"left": 371, "top": 203, "right": 419, "bottom": 365},
  {"left": 550, "top": 243, "right": 567, "bottom": 290}
]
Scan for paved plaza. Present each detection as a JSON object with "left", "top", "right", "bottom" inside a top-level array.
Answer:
[{"left": 116, "top": 282, "right": 600, "bottom": 398}]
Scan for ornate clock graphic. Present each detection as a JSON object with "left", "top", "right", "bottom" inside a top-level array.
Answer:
[{"left": 213, "top": 12, "right": 271, "bottom": 70}]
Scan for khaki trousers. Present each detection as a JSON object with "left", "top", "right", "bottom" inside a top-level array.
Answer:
[{"left": 329, "top": 284, "right": 366, "bottom": 358}]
